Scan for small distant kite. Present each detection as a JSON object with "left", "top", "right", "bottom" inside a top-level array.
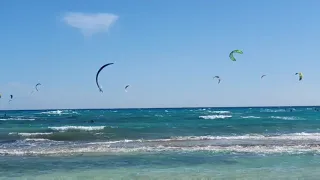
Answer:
[
  {"left": 35, "top": 83, "right": 41, "bottom": 91},
  {"left": 31, "top": 83, "right": 42, "bottom": 94},
  {"left": 229, "top": 50, "right": 243, "bottom": 61},
  {"left": 295, "top": 72, "right": 303, "bottom": 81},
  {"left": 125, "top": 85, "right": 130, "bottom": 92},
  {"left": 213, "top": 76, "right": 221, "bottom": 84},
  {"left": 261, "top": 75, "right": 266, "bottom": 79},
  {"left": 8, "top": 95, "right": 13, "bottom": 103},
  {"left": 95, "top": 63, "right": 114, "bottom": 93}
]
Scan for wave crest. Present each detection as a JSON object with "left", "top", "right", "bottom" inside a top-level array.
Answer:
[
  {"left": 2, "top": 132, "right": 320, "bottom": 156},
  {"left": 48, "top": 126, "right": 106, "bottom": 132},
  {"left": 199, "top": 115, "right": 232, "bottom": 119}
]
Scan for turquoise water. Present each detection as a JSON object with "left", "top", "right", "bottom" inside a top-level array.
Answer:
[{"left": 1, "top": 107, "right": 320, "bottom": 179}]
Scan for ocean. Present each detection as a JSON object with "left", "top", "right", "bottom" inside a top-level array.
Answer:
[{"left": 1, "top": 107, "right": 320, "bottom": 179}]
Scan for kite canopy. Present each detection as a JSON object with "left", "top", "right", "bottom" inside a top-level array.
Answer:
[
  {"left": 229, "top": 50, "right": 243, "bottom": 61},
  {"left": 95, "top": 63, "right": 114, "bottom": 93},
  {"left": 261, "top": 75, "right": 266, "bottom": 79},
  {"left": 8, "top": 95, "right": 13, "bottom": 103},
  {"left": 295, "top": 72, "right": 303, "bottom": 81},
  {"left": 213, "top": 76, "right": 221, "bottom": 84},
  {"left": 35, "top": 83, "right": 41, "bottom": 91},
  {"left": 125, "top": 85, "right": 130, "bottom": 92}
]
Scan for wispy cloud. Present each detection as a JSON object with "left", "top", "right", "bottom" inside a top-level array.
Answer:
[{"left": 63, "top": 12, "right": 119, "bottom": 36}]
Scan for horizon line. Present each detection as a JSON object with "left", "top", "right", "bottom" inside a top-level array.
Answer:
[{"left": 0, "top": 104, "right": 319, "bottom": 111}]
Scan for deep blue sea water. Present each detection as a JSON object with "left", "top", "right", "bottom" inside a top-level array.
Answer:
[{"left": 1, "top": 107, "right": 320, "bottom": 179}]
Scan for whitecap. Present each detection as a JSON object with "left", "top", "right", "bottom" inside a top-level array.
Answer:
[
  {"left": 211, "top": 111, "right": 231, "bottom": 114},
  {"left": 24, "top": 138, "right": 54, "bottom": 142},
  {"left": 168, "top": 133, "right": 320, "bottom": 141},
  {"left": 0, "top": 118, "right": 35, "bottom": 121},
  {"left": 241, "top": 116, "right": 261, "bottom": 119},
  {"left": 9, "top": 132, "right": 53, "bottom": 137},
  {"left": 38, "top": 110, "right": 79, "bottom": 115},
  {"left": 260, "top": 109, "right": 286, "bottom": 113},
  {"left": 270, "top": 116, "right": 304, "bottom": 120},
  {"left": 48, "top": 126, "right": 106, "bottom": 131},
  {"left": 1, "top": 144, "right": 319, "bottom": 156},
  {"left": 199, "top": 115, "right": 232, "bottom": 120}
]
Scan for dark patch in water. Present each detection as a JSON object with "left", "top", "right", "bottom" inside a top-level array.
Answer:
[{"left": 0, "top": 140, "right": 17, "bottom": 144}]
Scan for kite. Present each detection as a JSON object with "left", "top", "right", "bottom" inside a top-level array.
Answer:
[
  {"left": 95, "top": 63, "right": 114, "bottom": 92},
  {"left": 8, "top": 95, "right": 13, "bottom": 103},
  {"left": 31, "top": 83, "right": 42, "bottom": 94},
  {"left": 35, "top": 83, "right": 41, "bottom": 91},
  {"left": 229, "top": 50, "right": 243, "bottom": 61},
  {"left": 295, "top": 72, "right": 303, "bottom": 81},
  {"left": 213, "top": 76, "right": 221, "bottom": 84},
  {"left": 125, "top": 85, "right": 130, "bottom": 92}
]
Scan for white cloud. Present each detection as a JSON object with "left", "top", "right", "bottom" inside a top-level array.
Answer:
[{"left": 63, "top": 12, "right": 119, "bottom": 36}]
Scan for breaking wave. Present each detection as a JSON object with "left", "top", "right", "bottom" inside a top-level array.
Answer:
[
  {"left": 199, "top": 115, "right": 232, "bottom": 119},
  {"left": 2, "top": 133, "right": 320, "bottom": 156},
  {"left": 48, "top": 126, "right": 106, "bottom": 132}
]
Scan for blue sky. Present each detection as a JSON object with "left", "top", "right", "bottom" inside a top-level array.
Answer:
[{"left": 0, "top": 0, "right": 320, "bottom": 109}]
